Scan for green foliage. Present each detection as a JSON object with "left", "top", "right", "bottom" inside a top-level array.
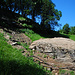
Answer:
[
  {"left": 20, "top": 29, "right": 34, "bottom": 34},
  {"left": 59, "top": 69, "right": 66, "bottom": 74},
  {"left": 37, "top": 54, "right": 42, "bottom": 57},
  {"left": 59, "top": 33, "right": 75, "bottom": 41},
  {"left": 26, "top": 33, "right": 44, "bottom": 42},
  {"left": 1, "top": 0, "right": 62, "bottom": 30},
  {"left": 63, "top": 23, "right": 70, "bottom": 34},
  {"left": 17, "top": 42, "right": 21, "bottom": 45},
  {"left": 44, "top": 55, "right": 47, "bottom": 58},
  {"left": 69, "top": 71, "right": 75, "bottom": 75},
  {"left": 19, "top": 29, "right": 44, "bottom": 41},
  {"left": 52, "top": 56, "right": 55, "bottom": 59},
  {"left": 20, "top": 42, "right": 30, "bottom": 50},
  {"left": 59, "top": 69, "right": 75, "bottom": 75},
  {"left": 0, "top": 33, "right": 7, "bottom": 41},
  {"left": 0, "top": 32, "right": 50, "bottom": 75},
  {"left": 69, "top": 35, "right": 75, "bottom": 41},
  {"left": 69, "top": 26, "right": 75, "bottom": 35},
  {"left": 41, "top": 0, "right": 62, "bottom": 29},
  {"left": 19, "top": 17, "right": 26, "bottom": 21}
]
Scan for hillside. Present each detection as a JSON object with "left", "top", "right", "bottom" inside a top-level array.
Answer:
[{"left": 0, "top": 9, "right": 75, "bottom": 75}]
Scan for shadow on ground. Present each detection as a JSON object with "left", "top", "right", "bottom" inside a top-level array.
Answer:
[
  {"left": 0, "top": 59, "right": 47, "bottom": 75},
  {"left": 0, "top": 8, "right": 69, "bottom": 38}
]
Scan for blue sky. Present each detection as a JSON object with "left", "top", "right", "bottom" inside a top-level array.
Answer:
[{"left": 52, "top": 0, "right": 75, "bottom": 31}]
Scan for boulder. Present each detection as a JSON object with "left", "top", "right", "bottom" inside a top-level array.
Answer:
[{"left": 29, "top": 38, "right": 75, "bottom": 63}]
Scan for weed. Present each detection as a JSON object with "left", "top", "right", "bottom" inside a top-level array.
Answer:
[
  {"left": 20, "top": 43, "right": 29, "bottom": 50},
  {"left": 69, "top": 71, "right": 75, "bottom": 75},
  {"left": 44, "top": 55, "right": 47, "bottom": 58},
  {"left": 17, "top": 42, "right": 21, "bottom": 45},
  {"left": 59, "top": 69, "right": 66, "bottom": 74},
  {"left": 38, "top": 54, "right": 41, "bottom": 57},
  {"left": 52, "top": 56, "right": 55, "bottom": 59}
]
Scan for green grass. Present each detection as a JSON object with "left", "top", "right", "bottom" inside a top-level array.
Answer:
[
  {"left": 0, "top": 33, "right": 50, "bottom": 75},
  {"left": 60, "top": 33, "right": 75, "bottom": 41},
  {"left": 69, "top": 35, "right": 75, "bottom": 41},
  {"left": 44, "top": 55, "right": 47, "bottom": 58},
  {"left": 59, "top": 69, "right": 75, "bottom": 75},
  {"left": 20, "top": 29, "right": 44, "bottom": 41},
  {"left": 25, "top": 33, "right": 44, "bottom": 42}
]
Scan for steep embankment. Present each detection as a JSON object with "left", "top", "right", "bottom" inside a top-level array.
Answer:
[
  {"left": 0, "top": 30, "right": 49, "bottom": 75},
  {"left": 0, "top": 9, "right": 75, "bottom": 75},
  {"left": 0, "top": 28, "right": 75, "bottom": 75}
]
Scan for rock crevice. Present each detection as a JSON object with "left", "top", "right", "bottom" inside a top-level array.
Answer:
[{"left": 29, "top": 38, "right": 75, "bottom": 63}]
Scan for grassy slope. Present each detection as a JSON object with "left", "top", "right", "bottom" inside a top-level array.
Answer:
[
  {"left": 0, "top": 9, "right": 75, "bottom": 75},
  {"left": 60, "top": 33, "right": 75, "bottom": 41},
  {"left": 19, "top": 17, "right": 75, "bottom": 42},
  {"left": 0, "top": 33, "right": 50, "bottom": 75},
  {"left": 20, "top": 27, "right": 75, "bottom": 42},
  {"left": 69, "top": 35, "right": 75, "bottom": 41},
  {"left": 19, "top": 28, "right": 44, "bottom": 42}
]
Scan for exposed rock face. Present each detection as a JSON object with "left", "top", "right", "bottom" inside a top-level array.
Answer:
[
  {"left": 11, "top": 33, "right": 32, "bottom": 45},
  {"left": 29, "top": 38, "right": 75, "bottom": 63}
]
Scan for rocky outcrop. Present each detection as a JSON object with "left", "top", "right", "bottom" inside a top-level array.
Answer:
[
  {"left": 11, "top": 33, "right": 32, "bottom": 45},
  {"left": 29, "top": 38, "right": 75, "bottom": 63}
]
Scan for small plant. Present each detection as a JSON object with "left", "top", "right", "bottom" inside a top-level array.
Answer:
[
  {"left": 17, "top": 42, "right": 21, "bottom": 45},
  {"left": 20, "top": 43, "right": 30, "bottom": 50},
  {"left": 38, "top": 54, "right": 41, "bottom": 56},
  {"left": 59, "top": 69, "right": 66, "bottom": 74},
  {"left": 22, "top": 23, "right": 27, "bottom": 27},
  {"left": 44, "top": 55, "right": 47, "bottom": 58},
  {"left": 52, "top": 56, "right": 55, "bottom": 59},
  {"left": 69, "top": 71, "right": 75, "bottom": 75}
]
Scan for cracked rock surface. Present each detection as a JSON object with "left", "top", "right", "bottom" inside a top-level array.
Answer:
[{"left": 29, "top": 38, "right": 75, "bottom": 63}]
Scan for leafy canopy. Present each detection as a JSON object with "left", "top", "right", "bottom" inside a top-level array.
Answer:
[{"left": 0, "top": 0, "right": 62, "bottom": 30}]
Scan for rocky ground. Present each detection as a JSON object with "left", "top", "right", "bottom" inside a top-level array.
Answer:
[
  {"left": 0, "top": 27, "right": 75, "bottom": 75},
  {"left": 29, "top": 38, "right": 75, "bottom": 64}
]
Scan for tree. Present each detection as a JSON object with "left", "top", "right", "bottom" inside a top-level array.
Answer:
[
  {"left": 63, "top": 23, "right": 70, "bottom": 34},
  {"left": 70, "top": 26, "right": 75, "bottom": 35},
  {"left": 0, "top": 0, "right": 7, "bottom": 9},
  {"left": 29, "top": 0, "right": 42, "bottom": 21},
  {"left": 1, "top": 0, "right": 62, "bottom": 30},
  {"left": 41, "top": 0, "right": 62, "bottom": 30}
]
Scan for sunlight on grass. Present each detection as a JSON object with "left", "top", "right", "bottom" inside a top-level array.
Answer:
[
  {"left": 19, "top": 29, "right": 44, "bottom": 41},
  {"left": 19, "top": 17, "right": 26, "bottom": 20},
  {"left": 69, "top": 35, "right": 75, "bottom": 41},
  {"left": 0, "top": 32, "right": 50, "bottom": 75},
  {"left": 25, "top": 33, "right": 44, "bottom": 41},
  {"left": 60, "top": 33, "right": 75, "bottom": 41}
]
